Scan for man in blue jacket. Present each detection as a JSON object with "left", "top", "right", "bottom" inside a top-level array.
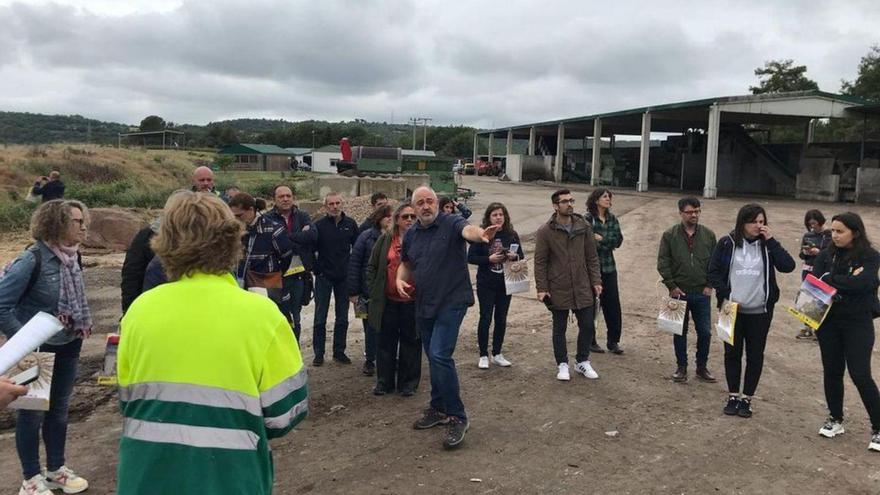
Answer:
[{"left": 297, "top": 192, "right": 359, "bottom": 366}]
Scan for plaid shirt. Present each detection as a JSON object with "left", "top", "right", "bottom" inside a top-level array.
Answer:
[
  {"left": 237, "top": 213, "right": 293, "bottom": 278},
  {"left": 586, "top": 211, "right": 623, "bottom": 274}
]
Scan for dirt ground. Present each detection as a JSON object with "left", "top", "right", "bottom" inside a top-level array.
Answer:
[{"left": 2, "top": 175, "right": 880, "bottom": 494}]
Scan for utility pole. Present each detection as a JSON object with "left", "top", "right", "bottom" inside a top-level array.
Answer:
[
  {"left": 421, "top": 117, "right": 432, "bottom": 151},
  {"left": 410, "top": 117, "right": 418, "bottom": 150}
]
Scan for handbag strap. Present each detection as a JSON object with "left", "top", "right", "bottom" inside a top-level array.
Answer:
[{"left": 239, "top": 230, "right": 257, "bottom": 280}]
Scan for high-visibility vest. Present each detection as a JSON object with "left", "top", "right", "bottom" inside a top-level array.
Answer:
[{"left": 117, "top": 272, "right": 307, "bottom": 495}]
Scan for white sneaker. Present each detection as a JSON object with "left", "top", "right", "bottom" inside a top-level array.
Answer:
[
  {"left": 491, "top": 354, "right": 512, "bottom": 367},
  {"left": 556, "top": 363, "right": 570, "bottom": 381},
  {"left": 818, "top": 418, "right": 845, "bottom": 438},
  {"left": 19, "top": 475, "right": 52, "bottom": 495},
  {"left": 575, "top": 360, "right": 599, "bottom": 379},
  {"left": 870, "top": 431, "right": 880, "bottom": 452},
  {"left": 478, "top": 356, "right": 489, "bottom": 369},
  {"left": 44, "top": 466, "right": 89, "bottom": 494}
]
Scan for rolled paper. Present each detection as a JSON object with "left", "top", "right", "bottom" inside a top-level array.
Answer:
[{"left": 0, "top": 312, "right": 64, "bottom": 375}]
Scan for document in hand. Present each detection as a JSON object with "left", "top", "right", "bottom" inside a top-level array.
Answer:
[
  {"left": 0, "top": 312, "right": 63, "bottom": 411},
  {"left": 788, "top": 274, "right": 837, "bottom": 330}
]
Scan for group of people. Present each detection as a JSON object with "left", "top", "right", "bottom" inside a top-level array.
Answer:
[
  {"left": 657, "top": 196, "right": 880, "bottom": 451},
  {"left": 0, "top": 164, "right": 879, "bottom": 493}
]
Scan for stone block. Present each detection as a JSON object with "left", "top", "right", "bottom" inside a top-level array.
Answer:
[
  {"left": 358, "top": 177, "right": 407, "bottom": 200},
  {"left": 856, "top": 168, "right": 880, "bottom": 204},
  {"left": 399, "top": 174, "right": 431, "bottom": 198},
  {"left": 312, "top": 176, "right": 359, "bottom": 200},
  {"left": 796, "top": 173, "right": 839, "bottom": 202}
]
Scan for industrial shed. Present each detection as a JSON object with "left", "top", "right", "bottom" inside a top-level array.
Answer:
[
  {"left": 218, "top": 143, "right": 299, "bottom": 171},
  {"left": 475, "top": 91, "right": 880, "bottom": 202}
]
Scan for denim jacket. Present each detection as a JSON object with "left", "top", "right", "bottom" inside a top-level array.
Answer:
[{"left": 0, "top": 240, "right": 76, "bottom": 345}]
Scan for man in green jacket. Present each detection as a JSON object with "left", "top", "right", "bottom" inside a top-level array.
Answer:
[{"left": 657, "top": 197, "right": 718, "bottom": 383}]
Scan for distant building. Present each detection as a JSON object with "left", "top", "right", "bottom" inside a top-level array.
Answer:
[
  {"left": 310, "top": 145, "right": 343, "bottom": 173},
  {"left": 218, "top": 143, "right": 299, "bottom": 171}
]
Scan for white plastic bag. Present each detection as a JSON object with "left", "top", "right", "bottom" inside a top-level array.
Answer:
[
  {"left": 504, "top": 259, "right": 530, "bottom": 295},
  {"left": 657, "top": 295, "right": 686, "bottom": 336}
]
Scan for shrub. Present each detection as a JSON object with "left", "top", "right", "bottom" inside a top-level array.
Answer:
[{"left": 0, "top": 201, "right": 37, "bottom": 232}]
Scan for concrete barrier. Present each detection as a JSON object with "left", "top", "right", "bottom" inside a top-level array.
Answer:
[
  {"left": 856, "top": 168, "right": 880, "bottom": 204},
  {"left": 399, "top": 174, "right": 431, "bottom": 198},
  {"left": 312, "top": 176, "right": 359, "bottom": 200},
  {"left": 359, "top": 177, "right": 407, "bottom": 200}
]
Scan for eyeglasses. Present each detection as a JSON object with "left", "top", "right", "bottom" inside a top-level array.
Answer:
[
  {"left": 681, "top": 209, "right": 701, "bottom": 216},
  {"left": 555, "top": 199, "right": 576, "bottom": 205},
  {"left": 400, "top": 214, "right": 417, "bottom": 220},
  {"left": 71, "top": 218, "right": 85, "bottom": 225}
]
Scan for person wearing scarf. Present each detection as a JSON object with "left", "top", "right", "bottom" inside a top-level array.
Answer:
[{"left": 0, "top": 199, "right": 92, "bottom": 495}]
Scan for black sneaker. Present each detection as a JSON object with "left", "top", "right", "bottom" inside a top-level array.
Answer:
[
  {"left": 333, "top": 354, "right": 352, "bottom": 364},
  {"left": 372, "top": 385, "right": 389, "bottom": 396},
  {"left": 312, "top": 356, "right": 324, "bottom": 367},
  {"left": 443, "top": 417, "right": 469, "bottom": 450},
  {"left": 737, "top": 398, "right": 753, "bottom": 418},
  {"left": 723, "top": 396, "right": 741, "bottom": 416},
  {"left": 362, "top": 360, "right": 375, "bottom": 376},
  {"left": 399, "top": 388, "right": 415, "bottom": 397},
  {"left": 607, "top": 343, "right": 624, "bottom": 355},
  {"left": 413, "top": 407, "right": 449, "bottom": 430},
  {"left": 672, "top": 366, "right": 688, "bottom": 382},
  {"left": 590, "top": 343, "right": 606, "bottom": 354}
]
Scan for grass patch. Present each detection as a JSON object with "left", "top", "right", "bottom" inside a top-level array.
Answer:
[{"left": 0, "top": 201, "right": 38, "bottom": 232}]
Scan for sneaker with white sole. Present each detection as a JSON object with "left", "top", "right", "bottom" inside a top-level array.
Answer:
[
  {"left": 44, "top": 466, "right": 89, "bottom": 494},
  {"left": 575, "top": 360, "right": 599, "bottom": 379},
  {"left": 491, "top": 354, "right": 512, "bottom": 367},
  {"left": 478, "top": 356, "right": 489, "bottom": 369},
  {"left": 556, "top": 363, "right": 570, "bottom": 381},
  {"left": 870, "top": 431, "right": 880, "bottom": 452},
  {"left": 19, "top": 475, "right": 52, "bottom": 495},
  {"left": 819, "top": 417, "right": 845, "bottom": 438}
]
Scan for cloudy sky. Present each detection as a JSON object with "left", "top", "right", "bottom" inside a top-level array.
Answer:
[{"left": 0, "top": 0, "right": 877, "bottom": 128}]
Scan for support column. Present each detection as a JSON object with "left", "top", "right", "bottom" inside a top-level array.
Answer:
[
  {"left": 591, "top": 118, "right": 603, "bottom": 186},
  {"left": 506, "top": 129, "right": 513, "bottom": 156},
  {"left": 637, "top": 112, "right": 651, "bottom": 192},
  {"left": 472, "top": 133, "right": 478, "bottom": 166},
  {"left": 488, "top": 133, "right": 494, "bottom": 167},
  {"left": 554, "top": 123, "right": 565, "bottom": 183},
  {"left": 703, "top": 104, "right": 721, "bottom": 199},
  {"left": 528, "top": 126, "right": 536, "bottom": 155},
  {"left": 805, "top": 118, "right": 816, "bottom": 144}
]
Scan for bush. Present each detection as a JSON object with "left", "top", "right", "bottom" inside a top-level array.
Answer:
[
  {"left": 64, "top": 180, "right": 177, "bottom": 209},
  {"left": 0, "top": 201, "right": 37, "bottom": 232}
]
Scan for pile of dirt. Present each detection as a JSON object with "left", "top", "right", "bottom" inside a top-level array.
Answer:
[{"left": 298, "top": 195, "right": 399, "bottom": 224}]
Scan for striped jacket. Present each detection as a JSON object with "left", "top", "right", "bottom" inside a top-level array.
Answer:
[{"left": 117, "top": 272, "right": 307, "bottom": 494}]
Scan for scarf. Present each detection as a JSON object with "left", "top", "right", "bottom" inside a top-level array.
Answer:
[{"left": 51, "top": 243, "right": 92, "bottom": 332}]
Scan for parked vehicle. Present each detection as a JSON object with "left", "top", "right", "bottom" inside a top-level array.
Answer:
[
  {"left": 463, "top": 162, "right": 475, "bottom": 175},
  {"left": 475, "top": 160, "right": 500, "bottom": 176}
]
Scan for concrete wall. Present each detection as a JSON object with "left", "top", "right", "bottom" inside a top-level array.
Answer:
[
  {"left": 312, "top": 151, "right": 343, "bottom": 173},
  {"left": 358, "top": 176, "right": 407, "bottom": 200},
  {"left": 856, "top": 168, "right": 880, "bottom": 204},
  {"left": 796, "top": 173, "right": 840, "bottom": 202},
  {"left": 266, "top": 155, "right": 293, "bottom": 172},
  {"left": 521, "top": 155, "right": 554, "bottom": 181},
  {"left": 399, "top": 174, "right": 431, "bottom": 198},
  {"left": 312, "top": 176, "right": 359, "bottom": 200},
  {"left": 505, "top": 154, "right": 523, "bottom": 182}
]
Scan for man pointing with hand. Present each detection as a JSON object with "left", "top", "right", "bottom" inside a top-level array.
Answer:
[{"left": 396, "top": 187, "right": 499, "bottom": 450}]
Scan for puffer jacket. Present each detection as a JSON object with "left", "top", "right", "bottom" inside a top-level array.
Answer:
[
  {"left": 534, "top": 213, "right": 602, "bottom": 310},
  {"left": 348, "top": 227, "right": 382, "bottom": 298},
  {"left": 0, "top": 240, "right": 78, "bottom": 345}
]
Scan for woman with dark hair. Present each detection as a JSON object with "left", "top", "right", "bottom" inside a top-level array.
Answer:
[
  {"left": 585, "top": 188, "right": 624, "bottom": 354},
  {"left": 467, "top": 202, "right": 524, "bottom": 369},
  {"left": 438, "top": 196, "right": 472, "bottom": 219},
  {"left": 708, "top": 203, "right": 795, "bottom": 418},
  {"left": 796, "top": 209, "right": 832, "bottom": 339},
  {"left": 366, "top": 203, "right": 421, "bottom": 395},
  {"left": 347, "top": 204, "right": 394, "bottom": 376},
  {"left": 229, "top": 192, "right": 294, "bottom": 314},
  {"left": 812, "top": 212, "right": 880, "bottom": 451},
  {"left": 0, "top": 199, "right": 91, "bottom": 495}
]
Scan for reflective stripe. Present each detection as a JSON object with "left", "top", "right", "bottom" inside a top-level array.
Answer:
[
  {"left": 264, "top": 398, "right": 308, "bottom": 430},
  {"left": 259, "top": 368, "right": 308, "bottom": 408},
  {"left": 123, "top": 418, "right": 259, "bottom": 451},
  {"left": 119, "top": 382, "right": 262, "bottom": 417}
]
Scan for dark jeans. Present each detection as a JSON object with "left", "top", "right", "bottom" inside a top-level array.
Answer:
[
  {"left": 817, "top": 313, "right": 880, "bottom": 430},
  {"left": 724, "top": 312, "right": 772, "bottom": 396},
  {"left": 313, "top": 275, "right": 349, "bottom": 358},
  {"left": 476, "top": 284, "right": 511, "bottom": 357},
  {"left": 673, "top": 293, "right": 712, "bottom": 368},
  {"left": 16, "top": 338, "right": 82, "bottom": 479},
  {"left": 378, "top": 300, "right": 421, "bottom": 392},
  {"left": 551, "top": 306, "right": 595, "bottom": 364},
  {"left": 283, "top": 275, "right": 306, "bottom": 341},
  {"left": 595, "top": 271, "right": 623, "bottom": 347},
  {"left": 418, "top": 306, "right": 468, "bottom": 421},
  {"left": 361, "top": 319, "right": 377, "bottom": 362}
]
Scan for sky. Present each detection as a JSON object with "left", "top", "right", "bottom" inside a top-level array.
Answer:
[{"left": 0, "top": 0, "right": 878, "bottom": 129}]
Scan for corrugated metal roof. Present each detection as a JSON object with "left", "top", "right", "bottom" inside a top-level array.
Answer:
[
  {"left": 284, "top": 147, "right": 313, "bottom": 155},
  {"left": 401, "top": 149, "right": 436, "bottom": 157},
  {"left": 219, "top": 143, "right": 297, "bottom": 155},
  {"left": 478, "top": 90, "right": 874, "bottom": 135},
  {"left": 313, "top": 145, "right": 341, "bottom": 152}
]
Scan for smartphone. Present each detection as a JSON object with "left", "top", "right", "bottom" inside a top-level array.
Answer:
[
  {"left": 542, "top": 295, "right": 554, "bottom": 310},
  {"left": 11, "top": 366, "right": 40, "bottom": 386}
]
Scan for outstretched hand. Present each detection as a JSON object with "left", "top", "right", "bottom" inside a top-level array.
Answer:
[{"left": 481, "top": 224, "right": 501, "bottom": 243}]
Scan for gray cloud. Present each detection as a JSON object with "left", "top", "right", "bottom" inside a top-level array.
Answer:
[{"left": 0, "top": 0, "right": 877, "bottom": 128}]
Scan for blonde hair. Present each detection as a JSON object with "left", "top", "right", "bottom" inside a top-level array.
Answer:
[
  {"left": 30, "top": 199, "right": 89, "bottom": 245},
  {"left": 150, "top": 190, "right": 244, "bottom": 281}
]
